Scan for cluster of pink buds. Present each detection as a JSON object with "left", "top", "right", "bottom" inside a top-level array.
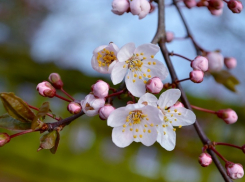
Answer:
[
  {"left": 190, "top": 56, "right": 208, "bottom": 83},
  {"left": 216, "top": 108, "right": 238, "bottom": 124},
  {"left": 111, "top": 0, "right": 153, "bottom": 19},
  {"left": 196, "top": 0, "right": 243, "bottom": 15},
  {"left": 226, "top": 162, "right": 244, "bottom": 179},
  {"left": 199, "top": 152, "right": 212, "bottom": 167}
]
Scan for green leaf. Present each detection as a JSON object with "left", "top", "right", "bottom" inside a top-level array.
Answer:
[
  {"left": 0, "top": 92, "right": 35, "bottom": 123},
  {"left": 212, "top": 70, "right": 240, "bottom": 92},
  {"left": 0, "top": 113, "right": 31, "bottom": 130},
  {"left": 31, "top": 102, "right": 50, "bottom": 130},
  {"left": 50, "top": 131, "right": 60, "bottom": 154},
  {"left": 39, "top": 130, "right": 58, "bottom": 151}
]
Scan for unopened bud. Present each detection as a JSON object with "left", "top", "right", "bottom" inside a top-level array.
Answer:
[
  {"left": 36, "top": 81, "right": 56, "bottom": 98},
  {"left": 146, "top": 77, "right": 163, "bottom": 94},
  {"left": 224, "top": 57, "right": 237, "bottom": 69},
  {"left": 67, "top": 102, "right": 82, "bottom": 114},
  {"left": 191, "top": 56, "right": 209, "bottom": 72},
  {"left": 48, "top": 73, "right": 63, "bottom": 89},
  {"left": 199, "top": 153, "right": 212, "bottom": 167},
  {"left": 112, "top": 0, "right": 130, "bottom": 15},
  {"left": 197, "top": 0, "right": 209, "bottom": 7},
  {"left": 82, "top": 94, "right": 105, "bottom": 116},
  {"left": 99, "top": 104, "right": 115, "bottom": 120},
  {"left": 209, "top": 0, "right": 224, "bottom": 9},
  {"left": 184, "top": 0, "right": 197, "bottom": 8},
  {"left": 0, "top": 133, "right": 11, "bottom": 147},
  {"left": 129, "top": 0, "right": 151, "bottom": 19},
  {"left": 190, "top": 70, "right": 204, "bottom": 83},
  {"left": 217, "top": 109, "right": 238, "bottom": 124},
  {"left": 172, "top": 101, "right": 184, "bottom": 108},
  {"left": 165, "top": 32, "right": 174, "bottom": 43},
  {"left": 228, "top": 0, "right": 243, "bottom": 13},
  {"left": 226, "top": 162, "right": 244, "bottom": 179},
  {"left": 92, "top": 80, "right": 109, "bottom": 98},
  {"left": 206, "top": 52, "right": 224, "bottom": 71}
]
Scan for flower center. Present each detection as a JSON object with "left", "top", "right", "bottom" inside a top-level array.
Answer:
[
  {"left": 85, "top": 103, "right": 94, "bottom": 111},
  {"left": 127, "top": 110, "right": 147, "bottom": 124},
  {"left": 97, "top": 49, "right": 116, "bottom": 67},
  {"left": 125, "top": 55, "right": 143, "bottom": 72}
]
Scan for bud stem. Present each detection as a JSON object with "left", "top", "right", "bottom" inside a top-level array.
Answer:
[
  {"left": 175, "top": 78, "right": 190, "bottom": 83},
  {"left": 191, "top": 105, "right": 217, "bottom": 114},
  {"left": 60, "top": 88, "right": 74, "bottom": 101},
  {"left": 214, "top": 142, "right": 242, "bottom": 150},
  {"left": 106, "top": 88, "right": 126, "bottom": 99},
  {"left": 169, "top": 52, "right": 192, "bottom": 62},
  {"left": 210, "top": 146, "right": 228, "bottom": 162},
  {"left": 54, "top": 93, "right": 72, "bottom": 102},
  {"left": 10, "top": 129, "right": 37, "bottom": 139}
]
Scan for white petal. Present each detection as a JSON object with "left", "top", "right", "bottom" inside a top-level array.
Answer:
[
  {"left": 112, "top": 126, "right": 134, "bottom": 148},
  {"left": 138, "top": 123, "right": 157, "bottom": 146},
  {"left": 108, "top": 60, "right": 117, "bottom": 73},
  {"left": 125, "top": 71, "right": 146, "bottom": 97},
  {"left": 93, "top": 45, "right": 107, "bottom": 55},
  {"left": 138, "top": 93, "right": 158, "bottom": 107},
  {"left": 111, "top": 62, "right": 128, "bottom": 85},
  {"left": 91, "top": 55, "right": 110, "bottom": 74},
  {"left": 134, "top": 44, "right": 159, "bottom": 60},
  {"left": 141, "top": 59, "right": 168, "bottom": 80},
  {"left": 158, "top": 89, "right": 181, "bottom": 108},
  {"left": 169, "top": 107, "right": 196, "bottom": 127},
  {"left": 157, "top": 124, "right": 176, "bottom": 151},
  {"left": 125, "top": 103, "right": 143, "bottom": 110},
  {"left": 141, "top": 105, "right": 163, "bottom": 125},
  {"left": 129, "top": 0, "right": 141, "bottom": 15},
  {"left": 108, "top": 42, "right": 119, "bottom": 52},
  {"left": 107, "top": 107, "right": 129, "bottom": 127},
  {"left": 117, "top": 42, "right": 135, "bottom": 62}
]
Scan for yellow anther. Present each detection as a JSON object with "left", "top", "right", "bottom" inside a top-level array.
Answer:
[
  {"left": 179, "top": 125, "right": 182, "bottom": 128},
  {"left": 129, "top": 123, "right": 132, "bottom": 126},
  {"left": 123, "top": 124, "right": 126, "bottom": 128},
  {"left": 129, "top": 111, "right": 132, "bottom": 114},
  {"left": 150, "top": 123, "right": 154, "bottom": 127},
  {"left": 153, "top": 62, "right": 156, "bottom": 65},
  {"left": 166, "top": 125, "right": 168, "bottom": 127},
  {"left": 133, "top": 135, "right": 137, "bottom": 138},
  {"left": 143, "top": 129, "right": 146, "bottom": 133},
  {"left": 157, "top": 106, "right": 160, "bottom": 109},
  {"left": 148, "top": 62, "right": 151, "bottom": 65},
  {"left": 146, "top": 118, "right": 149, "bottom": 121},
  {"left": 151, "top": 55, "right": 154, "bottom": 58},
  {"left": 144, "top": 124, "right": 148, "bottom": 127},
  {"left": 178, "top": 113, "right": 181, "bottom": 115},
  {"left": 147, "top": 69, "right": 151, "bottom": 72},
  {"left": 136, "top": 128, "right": 139, "bottom": 132},
  {"left": 139, "top": 76, "right": 142, "bottom": 79},
  {"left": 139, "top": 134, "right": 143, "bottom": 138},
  {"left": 130, "top": 128, "right": 133, "bottom": 131},
  {"left": 122, "top": 129, "right": 125, "bottom": 132},
  {"left": 143, "top": 73, "right": 146, "bottom": 77},
  {"left": 144, "top": 80, "right": 147, "bottom": 84},
  {"left": 127, "top": 76, "right": 129, "bottom": 79},
  {"left": 123, "top": 65, "right": 126, "bottom": 68},
  {"left": 148, "top": 75, "right": 151, "bottom": 78},
  {"left": 148, "top": 130, "right": 151, "bottom": 133},
  {"left": 170, "top": 121, "right": 172, "bottom": 123},
  {"left": 174, "top": 109, "right": 177, "bottom": 112},
  {"left": 162, "top": 124, "right": 166, "bottom": 127},
  {"left": 126, "top": 119, "right": 129, "bottom": 122},
  {"left": 171, "top": 114, "right": 173, "bottom": 117},
  {"left": 175, "top": 119, "right": 177, "bottom": 121},
  {"left": 125, "top": 60, "right": 129, "bottom": 64},
  {"left": 143, "top": 57, "right": 146, "bottom": 60},
  {"left": 140, "top": 53, "right": 143, "bottom": 55},
  {"left": 133, "top": 79, "right": 136, "bottom": 83},
  {"left": 164, "top": 131, "right": 166, "bottom": 135},
  {"left": 136, "top": 53, "right": 139, "bottom": 56},
  {"left": 167, "top": 110, "right": 170, "bottom": 113},
  {"left": 173, "top": 128, "right": 176, "bottom": 131},
  {"left": 134, "top": 74, "right": 137, "bottom": 77},
  {"left": 130, "top": 65, "right": 133, "bottom": 68},
  {"left": 102, "top": 63, "right": 105, "bottom": 66}
]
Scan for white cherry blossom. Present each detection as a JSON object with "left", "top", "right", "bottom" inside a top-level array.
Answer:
[
  {"left": 138, "top": 89, "right": 196, "bottom": 151},
  {"left": 111, "top": 43, "right": 168, "bottom": 97},
  {"left": 107, "top": 103, "right": 163, "bottom": 148},
  {"left": 91, "top": 42, "right": 119, "bottom": 74}
]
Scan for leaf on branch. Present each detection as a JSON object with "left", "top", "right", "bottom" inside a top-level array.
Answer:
[
  {"left": 0, "top": 113, "right": 32, "bottom": 130},
  {"left": 31, "top": 102, "right": 50, "bottom": 130},
  {"left": 38, "top": 130, "right": 58, "bottom": 151},
  {"left": 0, "top": 92, "right": 35, "bottom": 123},
  {"left": 211, "top": 70, "right": 240, "bottom": 92},
  {"left": 50, "top": 131, "right": 60, "bottom": 154}
]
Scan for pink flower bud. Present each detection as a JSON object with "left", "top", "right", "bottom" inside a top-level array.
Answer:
[
  {"left": 217, "top": 109, "right": 238, "bottom": 124},
  {"left": 191, "top": 56, "right": 209, "bottom": 72},
  {"left": 206, "top": 52, "right": 224, "bottom": 72},
  {"left": 226, "top": 162, "right": 244, "bottom": 179},
  {"left": 92, "top": 80, "right": 109, "bottom": 98},
  {"left": 129, "top": 0, "right": 151, "bottom": 19},
  {"left": 224, "top": 57, "right": 237, "bottom": 69},
  {"left": 36, "top": 81, "right": 56, "bottom": 98},
  {"left": 111, "top": 0, "right": 130, "bottom": 15},
  {"left": 184, "top": 0, "right": 197, "bottom": 9},
  {"left": 209, "top": 0, "right": 224, "bottom": 9},
  {"left": 208, "top": 6, "right": 223, "bottom": 15},
  {"left": 190, "top": 70, "right": 204, "bottom": 83},
  {"left": 198, "top": 153, "right": 212, "bottom": 167},
  {"left": 67, "top": 102, "right": 82, "bottom": 114},
  {"left": 146, "top": 77, "right": 163, "bottom": 94},
  {"left": 0, "top": 133, "right": 11, "bottom": 147},
  {"left": 228, "top": 0, "right": 243, "bottom": 13},
  {"left": 197, "top": 0, "right": 209, "bottom": 7},
  {"left": 165, "top": 31, "right": 174, "bottom": 43},
  {"left": 99, "top": 104, "right": 115, "bottom": 120},
  {"left": 173, "top": 101, "right": 184, "bottom": 108},
  {"left": 82, "top": 94, "right": 105, "bottom": 116},
  {"left": 48, "top": 73, "right": 63, "bottom": 89}
]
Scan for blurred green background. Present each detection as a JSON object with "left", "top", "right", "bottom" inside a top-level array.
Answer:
[{"left": 0, "top": 0, "right": 245, "bottom": 182}]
